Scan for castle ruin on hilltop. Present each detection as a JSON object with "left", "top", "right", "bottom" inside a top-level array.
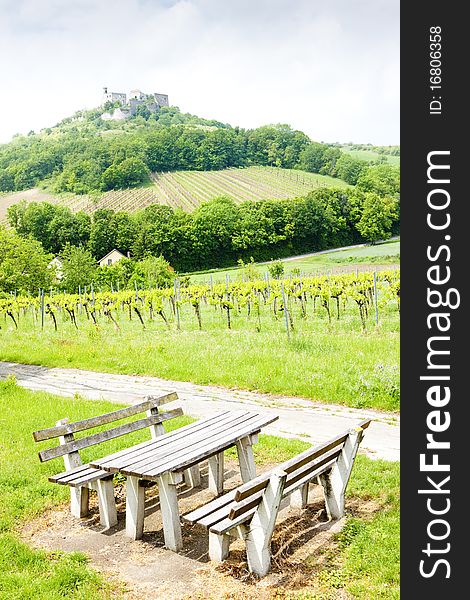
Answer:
[{"left": 101, "top": 87, "right": 169, "bottom": 121}]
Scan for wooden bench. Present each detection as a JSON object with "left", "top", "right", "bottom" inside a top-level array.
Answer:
[
  {"left": 183, "top": 419, "right": 371, "bottom": 577},
  {"left": 32, "top": 392, "right": 182, "bottom": 529}
]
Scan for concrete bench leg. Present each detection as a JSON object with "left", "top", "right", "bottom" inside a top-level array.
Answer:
[
  {"left": 70, "top": 486, "right": 89, "bottom": 518},
  {"left": 58, "top": 419, "right": 90, "bottom": 519},
  {"left": 290, "top": 483, "right": 309, "bottom": 509},
  {"left": 319, "top": 427, "right": 363, "bottom": 520},
  {"left": 126, "top": 476, "right": 145, "bottom": 540},
  {"left": 96, "top": 478, "right": 118, "bottom": 529},
  {"left": 209, "top": 532, "right": 231, "bottom": 561},
  {"left": 184, "top": 465, "right": 201, "bottom": 489},
  {"left": 236, "top": 435, "right": 256, "bottom": 483},
  {"left": 157, "top": 472, "right": 183, "bottom": 552},
  {"left": 208, "top": 453, "right": 224, "bottom": 495},
  {"left": 245, "top": 470, "right": 286, "bottom": 577}
]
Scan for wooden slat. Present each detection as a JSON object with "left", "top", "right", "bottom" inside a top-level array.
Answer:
[
  {"left": 282, "top": 448, "right": 342, "bottom": 492},
  {"left": 196, "top": 498, "right": 241, "bottom": 529},
  {"left": 209, "top": 460, "right": 338, "bottom": 534},
  {"left": 152, "top": 414, "right": 277, "bottom": 476},
  {"left": 38, "top": 409, "right": 183, "bottom": 462},
  {"left": 211, "top": 460, "right": 338, "bottom": 535},
  {"left": 183, "top": 489, "right": 238, "bottom": 525},
  {"left": 209, "top": 508, "right": 258, "bottom": 535},
  {"left": 111, "top": 411, "right": 260, "bottom": 475},
  {"left": 49, "top": 463, "right": 96, "bottom": 483},
  {"left": 33, "top": 392, "right": 179, "bottom": 441},
  {"left": 92, "top": 411, "right": 236, "bottom": 470},
  {"left": 48, "top": 465, "right": 111, "bottom": 487},
  {"left": 68, "top": 470, "right": 113, "bottom": 488},
  {"left": 122, "top": 414, "right": 278, "bottom": 479},
  {"left": 227, "top": 490, "right": 265, "bottom": 522},
  {"left": 50, "top": 466, "right": 98, "bottom": 484},
  {"left": 282, "top": 459, "right": 337, "bottom": 498}
]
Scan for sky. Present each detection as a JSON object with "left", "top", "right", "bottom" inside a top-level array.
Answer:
[{"left": 0, "top": 0, "right": 399, "bottom": 145}]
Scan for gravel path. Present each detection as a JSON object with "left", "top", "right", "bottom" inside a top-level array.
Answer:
[{"left": 0, "top": 361, "right": 399, "bottom": 461}]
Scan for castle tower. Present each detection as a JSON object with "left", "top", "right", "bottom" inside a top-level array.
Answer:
[{"left": 102, "top": 87, "right": 127, "bottom": 106}]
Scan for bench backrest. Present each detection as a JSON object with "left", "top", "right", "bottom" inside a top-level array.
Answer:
[
  {"left": 33, "top": 392, "right": 182, "bottom": 463},
  {"left": 227, "top": 418, "right": 371, "bottom": 522}
]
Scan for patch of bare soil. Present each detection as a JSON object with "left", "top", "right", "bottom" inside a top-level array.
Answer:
[{"left": 21, "top": 462, "right": 381, "bottom": 599}]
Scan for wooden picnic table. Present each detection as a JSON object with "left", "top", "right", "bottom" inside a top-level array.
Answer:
[{"left": 90, "top": 410, "right": 279, "bottom": 551}]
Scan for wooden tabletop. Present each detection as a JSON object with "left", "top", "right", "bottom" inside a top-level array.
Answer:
[{"left": 90, "top": 410, "right": 278, "bottom": 481}]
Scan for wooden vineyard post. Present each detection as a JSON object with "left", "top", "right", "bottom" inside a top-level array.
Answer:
[
  {"left": 373, "top": 271, "right": 379, "bottom": 325},
  {"left": 40, "top": 289, "right": 45, "bottom": 330},
  {"left": 91, "top": 283, "right": 96, "bottom": 323},
  {"left": 265, "top": 272, "right": 270, "bottom": 300},
  {"left": 174, "top": 279, "right": 180, "bottom": 331},
  {"left": 281, "top": 282, "right": 291, "bottom": 341}
]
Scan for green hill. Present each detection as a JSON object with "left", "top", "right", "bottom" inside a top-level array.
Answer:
[{"left": 0, "top": 101, "right": 399, "bottom": 201}]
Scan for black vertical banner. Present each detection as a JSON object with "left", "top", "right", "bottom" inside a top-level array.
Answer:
[{"left": 401, "top": 3, "right": 466, "bottom": 597}]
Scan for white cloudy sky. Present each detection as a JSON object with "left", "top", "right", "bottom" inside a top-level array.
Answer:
[{"left": 0, "top": 0, "right": 399, "bottom": 145}]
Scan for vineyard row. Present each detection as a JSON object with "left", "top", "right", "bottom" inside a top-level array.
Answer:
[{"left": 1, "top": 270, "right": 400, "bottom": 335}]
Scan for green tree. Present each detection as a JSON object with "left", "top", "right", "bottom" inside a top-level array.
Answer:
[
  {"left": 190, "top": 197, "right": 239, "bottom": 269},
  {"left": 7, "top": 202, "right": 91, "bottom": 254},
  {"left": 356, "top": 193, "right": 398, "bottom": 243},
  {"left": 335, "top": 154, "right": 367, "bottom": 185},
  {"left": 0, "top": 169, "right": 15, "bottom": 191},
  {"left": 89, "top": 209, "right": 117, "bottom": 259},
  {"left": 299, "top": 142, "right": 327, "bottom": 173},
  {"left": 319, "top": 147, "right": 342, "bottom": 177},
  {"left": 101, "top": 158, "right": 149, "bottom": 190},
  {"left": 94, "top": 258, "right": 134, "bottom": 290},
  {"left": 128, "top": 256, "right": 175, "bottom": 288},
  {"left": 267, "top": 259, "right": 285, "bottom": 279},
  {"left": 0, "top": 227, "right": 53, "bottom": 293},
  {"left": 60, "top": 245, "right": 98, "bottom": 292},
  {"left": 356, "top": 164, "right": 400, "bottom": 197}
]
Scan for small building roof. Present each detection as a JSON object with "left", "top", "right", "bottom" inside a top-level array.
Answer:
[{"left": 98, "top": 249, "right": 126, "bottom": 262}]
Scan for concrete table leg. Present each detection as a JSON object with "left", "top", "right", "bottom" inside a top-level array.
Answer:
[
  {"left": 126, "top": 476, "right": 145, "bottom": 540},
  {"left": 208, "top": 452, "right": 224, "bottom": 495},
  {"left": 157, "top": 472, "right": 183, "bottom": 552}
]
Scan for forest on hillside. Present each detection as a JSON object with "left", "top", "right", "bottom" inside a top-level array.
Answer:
[{"left": 0, "top": 105, "right": 398, "bottom": 195}]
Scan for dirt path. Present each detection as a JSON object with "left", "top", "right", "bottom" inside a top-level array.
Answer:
[{"left": 0, "top": 361, "right": 399, "bottom": 461}]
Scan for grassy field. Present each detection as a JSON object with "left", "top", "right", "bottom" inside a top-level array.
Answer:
[
  {"left": 339, "top": 146, "right": 400, "bottom": 166},
  {"left": 0, "top": 166, "right": 349, "bottom": 223},
  {"left": 0, "top": 381, "right": 399, "bottom": 599},
  {"left": 185, "top": 239, "right": 400, "bottom": 283}
]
